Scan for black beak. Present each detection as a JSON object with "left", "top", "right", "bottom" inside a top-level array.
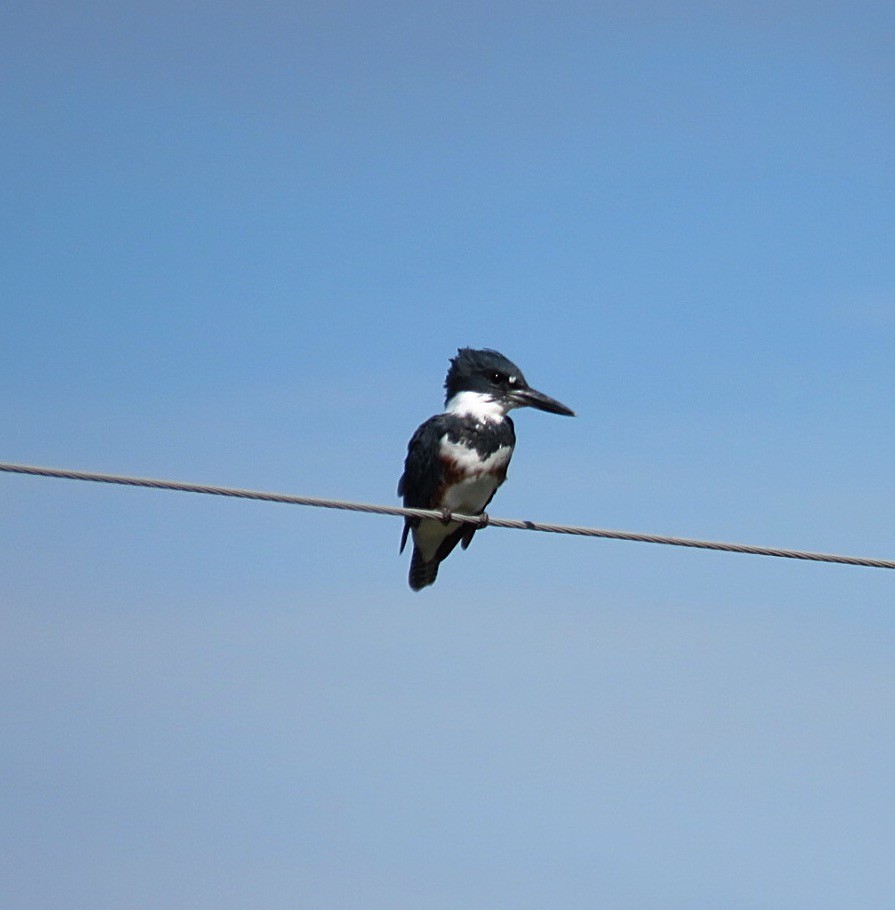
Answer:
[{"left": 509, "top": 386, "right": 575, "bottom": 416}]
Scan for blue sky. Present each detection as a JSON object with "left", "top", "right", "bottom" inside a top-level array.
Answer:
[{"left": 2, "top": 2, "right": 894, "bottom": 907}]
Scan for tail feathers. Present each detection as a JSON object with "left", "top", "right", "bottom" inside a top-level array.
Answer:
[{"left": 408, "top": 547, "right": 439, "bottom": 591}]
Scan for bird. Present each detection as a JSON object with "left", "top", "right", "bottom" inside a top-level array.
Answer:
[{"left": 398, "top": 347, "right": 574, "bottom": 590}]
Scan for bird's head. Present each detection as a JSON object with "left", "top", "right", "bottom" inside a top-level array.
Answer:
[{"left": 443, "top": 348, "right": 575, "bottom": 420}]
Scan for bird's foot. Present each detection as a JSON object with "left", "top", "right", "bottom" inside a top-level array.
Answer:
[
  {"left": 477, "top": 511, "right": 490, "bottom": 529},
  {"left": 439, "top": 507, "right": 453, "bottom": 525}
]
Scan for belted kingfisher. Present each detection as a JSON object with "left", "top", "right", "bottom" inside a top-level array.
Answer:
[{"left": 398, "top": 348, "right": 574, "bottom": 590}]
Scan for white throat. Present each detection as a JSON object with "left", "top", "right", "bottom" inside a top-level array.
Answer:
[{"left": 445, "top": 390, "right": 507, "bottom": 423}]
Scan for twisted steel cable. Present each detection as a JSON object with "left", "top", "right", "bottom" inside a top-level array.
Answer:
[{"left": 1, "top": 461, "right": 893, "bottom": 570}]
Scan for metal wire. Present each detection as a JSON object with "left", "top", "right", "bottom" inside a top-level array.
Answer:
[{"left": 2, "top": 460, "right": 893, "bottom": 570}]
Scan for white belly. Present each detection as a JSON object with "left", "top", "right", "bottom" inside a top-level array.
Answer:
[
  {"left": 412, "top": 438, "right": 513, "bottom": 562},
  {"left": 440, "top": 471, "right": 502, "bottom": 514}
]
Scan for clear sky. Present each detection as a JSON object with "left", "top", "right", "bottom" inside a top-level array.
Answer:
[{"left": 2, "top": 2, "right": 894, "bottom": 907}]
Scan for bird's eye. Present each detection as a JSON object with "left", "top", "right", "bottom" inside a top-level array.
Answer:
[{"left": 490, "top": 370, "right": 507, "bottom": 384}]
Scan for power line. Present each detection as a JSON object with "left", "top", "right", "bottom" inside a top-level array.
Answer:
[{"left": 1, "top": 460, "right": 893, "bottom": 571}]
